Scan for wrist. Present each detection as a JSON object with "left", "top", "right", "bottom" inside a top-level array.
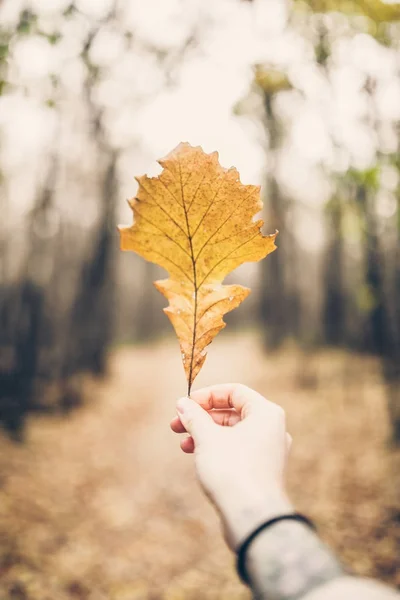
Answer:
[{"left": 218, "top": 485, "right": 293, "bottom": 550}]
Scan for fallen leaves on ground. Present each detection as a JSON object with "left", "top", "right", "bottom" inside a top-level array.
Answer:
[{"left": 0, "top": 334, "right": 399, "bottom": 599}]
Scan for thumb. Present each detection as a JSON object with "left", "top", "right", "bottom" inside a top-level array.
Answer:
[{"left": 177, "top": 397, "right": 214, "bottom": 445}]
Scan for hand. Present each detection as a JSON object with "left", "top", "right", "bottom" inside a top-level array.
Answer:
[{"left": 170, "top": 383, "right": 293, "bottom": 549}]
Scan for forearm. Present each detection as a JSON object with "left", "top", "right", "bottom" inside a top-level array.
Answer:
[
  {"left": 218, "top": 489, "right": 399, "bottom": 600},
  {"left": 303, "top": 576, "right": 400, "bottom": 600},
  {"left": 219, "top": 489, "right": 342, "bottom": 598},
  {"left": 245, "top": 520, "right": 343, "bottom": 599},
  {"left": 242, "top": 521, "right": 398, "bottom": 600}
]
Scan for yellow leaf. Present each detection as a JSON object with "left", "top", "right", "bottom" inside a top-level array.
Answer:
[{"left": 119, "top": 143, "right": 277, "bottom": 393}]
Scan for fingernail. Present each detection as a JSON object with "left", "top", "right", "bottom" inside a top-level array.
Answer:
[{"left": 177, "top": 397, "right": 188, "bottom": 414}]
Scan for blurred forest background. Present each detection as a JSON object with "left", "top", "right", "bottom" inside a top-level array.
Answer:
[{"left": 0, "top": 0, "right": 399, "bottom": 598}]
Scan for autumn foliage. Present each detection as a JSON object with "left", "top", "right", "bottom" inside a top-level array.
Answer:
[{"left": 119, "top": 143, "right": 277, "bottom": 392}]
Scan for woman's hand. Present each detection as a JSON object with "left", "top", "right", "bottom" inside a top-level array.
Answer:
[{"left": 170, "top": 383, "right": 293, "bottom": 548}]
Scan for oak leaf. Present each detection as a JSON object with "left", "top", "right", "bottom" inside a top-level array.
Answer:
[{"left": 119, "top": 143, "right": 277, "bottom": 394}]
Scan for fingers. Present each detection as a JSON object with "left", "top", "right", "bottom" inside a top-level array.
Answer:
[
  {"left": 171, "top": 415, "right": 187, "bottom": 433},
  {"left": 207, "top": 410, "right": 242, "bottom": 427},
  {"left": 180, "top": 435, "right": 195, "bottom": 453},
  {"left": 170, "top": 409, "right": 241, "bottom": 433},
  {"left": 172, "top": 420, "right": 293, "bottom": 441},
  {"left": 190, "top": 383, "right": 272, "bottom": 418},
  {"left": 171, "top": 386, "right": 288, "bottom": 454},
  {"left": 174, "top": 431, "right": 292, "bottom": 456},
  {"left": 176, "top": 397, "right": 215, "bottom": 444}
]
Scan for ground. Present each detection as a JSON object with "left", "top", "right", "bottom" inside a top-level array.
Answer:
[{"left": 0, "top": 333, "right": 399, "bottom": 599}]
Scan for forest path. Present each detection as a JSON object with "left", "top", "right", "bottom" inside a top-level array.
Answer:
[{"left": 0, "top": 334, "right": 398, "bottom": 599}]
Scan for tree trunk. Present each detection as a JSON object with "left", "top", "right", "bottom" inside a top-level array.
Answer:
[
  {"left": 259, "top": 93, "right": 287, "bottom": 350},
  {"left": 323, "top": 196, "right": 345, "bottom": 345},
  {"left": 62, "top": 153, "right": 116, "bottom": 382},
  {"left": 360, "top": 183, "right": 400, "bottom": 444}
]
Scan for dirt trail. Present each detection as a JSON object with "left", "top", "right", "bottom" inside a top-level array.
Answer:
[{"left": 0, "top": 334, "right": 399, "bottom": 599}]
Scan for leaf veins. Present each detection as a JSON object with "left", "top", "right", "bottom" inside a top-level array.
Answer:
[{"left": 119, "top": 142, "right": 277, "bottom": 394}]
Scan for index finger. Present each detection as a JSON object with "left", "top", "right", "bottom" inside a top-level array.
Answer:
[{"left": 189, "top": 383, "right": 270, "bottom": 417}]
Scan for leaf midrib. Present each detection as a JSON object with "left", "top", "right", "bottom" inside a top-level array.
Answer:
[{"left": 179, "top": 162, "right": 198, "bottom": 395}]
